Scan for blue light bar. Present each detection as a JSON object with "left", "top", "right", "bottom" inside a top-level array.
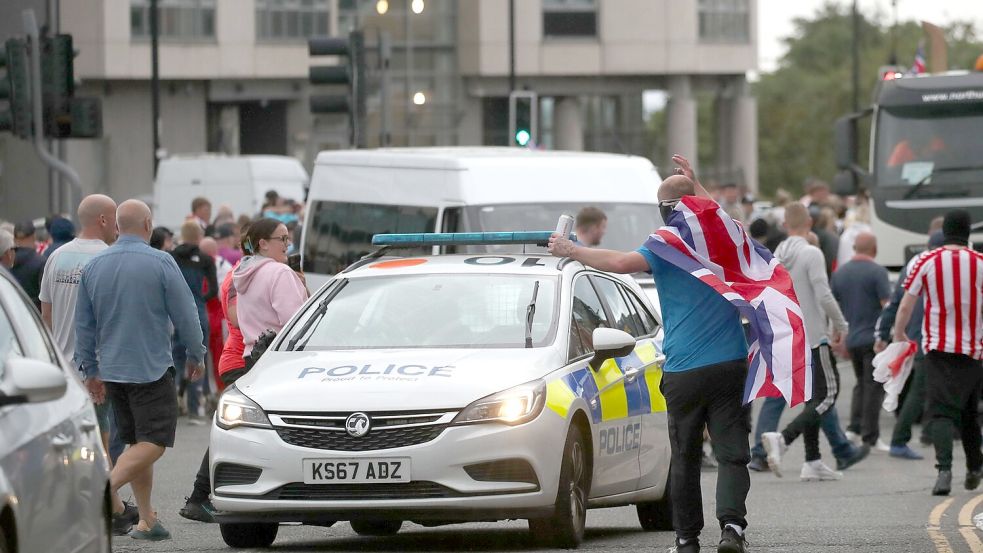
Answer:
[{"left": 371, "top": 231, "right": 575, "bottom": 247}]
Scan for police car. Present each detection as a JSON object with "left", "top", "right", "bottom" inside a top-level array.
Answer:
[{"left": 210, "top": 232, "right": 672, "bottom": 549}]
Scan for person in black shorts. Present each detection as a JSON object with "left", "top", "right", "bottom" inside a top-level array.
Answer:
[{"left": 76, "top": 200, "right": 206, "bottom": 541}]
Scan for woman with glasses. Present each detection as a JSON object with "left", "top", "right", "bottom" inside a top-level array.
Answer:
[{"left": 232, "top": 217, "right": 309, "bottom": 365}]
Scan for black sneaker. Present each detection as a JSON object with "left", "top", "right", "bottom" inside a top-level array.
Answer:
[
  {"left": 112, "top": 510, "right": 134, "bottom": 536},
  {"left": 669, "top": 537, "right": 700, "bottom": 553},
  {"left": 718, "top": 526, "right": 748, "bottom": 553},
  {"left": 178, "top": 497, "right": 216, "bottom": 523},
  {"left": 966, "top": 470, "right": 983, "bottom": 491},
  {"left": 933, "top": 470, "right": 952, "bottom": 496},
  {"left": 122, "top": 501, "right": 140, "bottom": 526},
  {"left": 836, "top": 444, "right": 871, "bottom": 471}
]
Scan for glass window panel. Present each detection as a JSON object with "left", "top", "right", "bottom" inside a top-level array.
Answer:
[{"left": 570, "top": 276, "right": 610, "bottom": 355}]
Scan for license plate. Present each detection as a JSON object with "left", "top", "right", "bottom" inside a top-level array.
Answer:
[{"left": 302, "top": 458, "right": 411, "bottom": 484}]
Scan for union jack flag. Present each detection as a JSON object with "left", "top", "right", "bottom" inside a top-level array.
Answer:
[
  {"left": 643, "top": 196, "right": 811, "bottom": 406},
  {"left": 909, "top": 43, "right": 926, "bottom": 75}
]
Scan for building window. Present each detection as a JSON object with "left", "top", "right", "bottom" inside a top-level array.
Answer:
[
  {"left": 130, "top": 0, "right": 216, "bottom": 39},
  {"left": 543, "top": 0, "right": 597, "bottom": 38},
  {"left": 698, "top": 0, "right": 750, "bottom": 43},
  {"left": 256, "top": 0, "right": 330, "bottom": 41}
]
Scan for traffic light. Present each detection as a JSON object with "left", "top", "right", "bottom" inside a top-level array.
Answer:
[
  {"left": 309, "top": 30, "right": 367, "bottom": 148},
  {"left": 40, "top": 34, "right": 102, "bottom": 139},
  {"left": 0, "top": 39, "right": 33, "bottom": 138},
  {"left": 509, "top": 91, "right": 537, "bottom": 148}
]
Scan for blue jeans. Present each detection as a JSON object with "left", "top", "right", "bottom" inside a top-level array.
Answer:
[{"left": 751, "top": 397, "right": 854, "bottom": 460}]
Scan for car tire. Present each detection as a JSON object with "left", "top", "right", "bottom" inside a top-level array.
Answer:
[
  {"left": 0, "top": 523, "right": 9, "bottom": 553},
  {"left": 219, "top": 522, "right": 278, "bottom": 548},
  {"left": 636, "top": 481, "right": 673, "bottom": 532},
  {"left": 101, "top": 488, "right": 113, "bottom": 553},
  {"left": 350, "top": 519, "right": 402, "bottom": 536},
  {"left": 528, "top": 423, "right": 589, "bottom": 549}
]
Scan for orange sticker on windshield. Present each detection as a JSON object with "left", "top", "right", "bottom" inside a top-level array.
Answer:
[{"left": 370, "top": 258, "right": 428, "bottom": 269}]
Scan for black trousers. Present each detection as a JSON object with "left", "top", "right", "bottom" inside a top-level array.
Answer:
[
  {"left": 848, "top": 345, "right": 884, "bottom": 445},
  {"left": 190, "top": 367, "right": 249, "bottom": 502},
  {"left": 924, "top": 351, "right": 983, "bottom": 472},
  {"left": 781, "top": 345, "right": 837, "bottom": 462},
  {"left": 662, "top": 358, "right": 751, "bottom": 541},
  {"left": 891, "top": 356, "right": 927, "bottom": 447}
]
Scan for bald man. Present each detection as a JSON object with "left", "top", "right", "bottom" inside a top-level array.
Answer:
[
  {"left": 548, "top": 155, "right": 751, "bottom": 553},
  {"left": 832, "top": 231, "right": 892, "bottom": 451},
  {"left": 75, "top": 199, "right": 206, "bottom": 540}
]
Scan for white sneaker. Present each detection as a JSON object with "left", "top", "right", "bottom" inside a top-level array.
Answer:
[
  {"left": 800, "top": 460, "right": 843, "bottom": 481},
  {"left": 845, "top": 430, "right": 861, "bottom": 445},
  {"left": 761, "top": 432, "right": 787, "bottom": 477},
  {"left": 875, "top": 439, "right": 891, "bottom": 452}
]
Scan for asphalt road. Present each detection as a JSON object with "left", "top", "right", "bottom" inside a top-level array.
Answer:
[{"left": 112, "top": 360, "right": 983, "bottom": 553}]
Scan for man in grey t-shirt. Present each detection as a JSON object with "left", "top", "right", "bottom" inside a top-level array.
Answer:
[{"left": 831, "top": 232, "right": 892, "bottom": 449}]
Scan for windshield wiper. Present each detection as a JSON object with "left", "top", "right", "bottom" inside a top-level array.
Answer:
[
  {"left": 525, "top": 280, "right": 540, "bottom": 348},
  {"left": 904, "top": 165, "right": 983, "bottom": 200},
  {"left": 286, "top": 280, "right": 348, "bottom": 351}
]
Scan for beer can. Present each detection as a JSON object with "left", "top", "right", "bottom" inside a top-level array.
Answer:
[{"left": 555, "top": 214, "right": 574, "bottom": 238}]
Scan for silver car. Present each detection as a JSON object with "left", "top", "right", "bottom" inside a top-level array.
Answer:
[{"left": 0, "top": 268, "right": 111, "bottom": 553}]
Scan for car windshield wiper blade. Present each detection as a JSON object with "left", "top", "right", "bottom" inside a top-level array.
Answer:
[
  {"left": 903, "top": 165, "right": 983, "bottom": 200},
  {"left": 525, "top": 280, "right": 540, "bottom": 348},
  {"left": 286, "top": 280, "right": 348, "bottom": 351}
]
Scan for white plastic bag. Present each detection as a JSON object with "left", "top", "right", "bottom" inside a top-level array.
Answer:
[{"left": 872, "top": 341, "right": 917, "bottom": 412}]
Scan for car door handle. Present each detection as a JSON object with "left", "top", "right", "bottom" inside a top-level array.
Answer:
[
  {"left": 79, "top": 420, "right": 98, "bottom": 433},
  {"left": 51, "top": 434, "right": 74, "bottom": 449},
  {"left": 624, "top": 367, "right": 642, "bottom": 382}
]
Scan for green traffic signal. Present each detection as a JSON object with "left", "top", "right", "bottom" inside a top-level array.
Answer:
[{"left": 515, "top": 129, "right": 531, "bottom": 147}]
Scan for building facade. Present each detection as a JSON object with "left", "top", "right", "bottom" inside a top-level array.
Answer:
[{"left": 0, "top": 0, "right": 757, "bottom": 222}]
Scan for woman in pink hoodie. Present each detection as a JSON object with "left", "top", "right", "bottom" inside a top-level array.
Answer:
[{"left": 233, "top": 218, "right": 309, "bottom": 360}]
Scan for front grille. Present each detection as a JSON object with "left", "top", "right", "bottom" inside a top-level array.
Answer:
[
  {"left": 276, "top": 425, "right": 447, "bottom": 451},
  {"left": 464, "top": 459, "right": 539, "bottom": 485},
  {"left": 214, "top": 463, "right": 262, "bottom": 487},
  {"left": 251, "top": 481, "right": 462, "bottom": 500}
]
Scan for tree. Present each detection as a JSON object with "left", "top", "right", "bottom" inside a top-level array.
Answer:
[{"left": 754, "top": 2, "right": 983, "bottom": 198}]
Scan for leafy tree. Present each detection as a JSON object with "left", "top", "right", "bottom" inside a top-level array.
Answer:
[{"left": 754, "top": 2, "right": 983, "bottom": 197}]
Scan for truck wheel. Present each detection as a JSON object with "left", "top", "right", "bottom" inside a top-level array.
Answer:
[
  {"left": 219, "top": 522, "right": 278, "bottom": 548},
  {"left": 528, "top": 424, "right": 589, "bottom": 548},
  {"left": 350, "top": 520, "right": 402, "bottom": 536},
  {"left": 636, "top": 482, "right": 673, "bottom": 531}
]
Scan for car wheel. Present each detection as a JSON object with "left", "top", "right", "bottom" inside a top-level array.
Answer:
[
  {"left": 350, "top": 519, "right": 402, "bottom": 536},
  {"left": 528, "top": 423, "right": 589, "bottom": 548},
  {"left": 219, "top": 522, "right": 278, "bottom": 548},
  {"left": 636, "top": 476, "right": 673, "bottom": 531},
  {"left": 101, "top": 489, "right": 113, "bottom": 553},
  {"left": 0, "top": 523, "right": 9, "bottom": 553}
]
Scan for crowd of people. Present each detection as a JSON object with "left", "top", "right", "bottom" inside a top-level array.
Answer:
[
  {"left": 0, "top": 165, "right": 979, "bottom": 550},
  {"left": 0, "top": 191, "right": 308, "bottom": 540}
]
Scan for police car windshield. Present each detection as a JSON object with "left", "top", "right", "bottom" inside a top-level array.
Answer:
[
  {"left": 287, "top": 274, "right": 558, "bottom": 349},
  {"left": 460, "top": 203, "right": 661, "bottom": 254}
]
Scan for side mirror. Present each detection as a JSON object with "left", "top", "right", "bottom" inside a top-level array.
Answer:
[
  {"left": 589, "top": 328, "right": 636, "bottom": 371},
  {"left": 833, "top": 115, "right": 857, "bottom": 171},
  {"left": 0, "top": 357, "right": 68, "bottom": 407},
  {"left": 833, "top": 169, "right": 859, "bottom": 197}
]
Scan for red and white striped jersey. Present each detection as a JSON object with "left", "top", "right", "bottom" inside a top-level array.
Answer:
[{"left": 903, "top": 247, "right": 983, "bottom": 359}]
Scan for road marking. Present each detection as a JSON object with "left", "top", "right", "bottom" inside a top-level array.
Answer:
[
  {"left": 959, "top": 494, "right": 983, "bottom": 553},
  {"left": 929, "top": 497, "right": 955, "bottom": 553}
]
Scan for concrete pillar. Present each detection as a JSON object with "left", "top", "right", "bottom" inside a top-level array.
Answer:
[
  {"left": 666, "top": 75, "right": 697, "bottom": 170},
  {"left": 554, "top": 96, "right": 584, "bottom": 151},
  {"left": 714, "top": 86, "right": 733, "bottom": 176},
  {"left": 730, "top": 77, "right": 758, "bottom": 194}
]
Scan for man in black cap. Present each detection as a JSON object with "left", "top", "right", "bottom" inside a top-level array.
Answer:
[
  {"left": 893, "top": 209, "right": 983, "bottom": 496},
  {"left": 11, "top": 221, "right": 45, "bottom": 310}
]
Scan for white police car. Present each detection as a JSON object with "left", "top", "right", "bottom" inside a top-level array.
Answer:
[{"left": 210, "top": 232, "right": 672, "bottom": 549}]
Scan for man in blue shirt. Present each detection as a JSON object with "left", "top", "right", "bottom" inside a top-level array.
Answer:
[
  {"left": 548, "top": 157, "right": 750, "bottom": 553},
  {"left": 76, "top": 199, "right": 206, "bottom": 541}
]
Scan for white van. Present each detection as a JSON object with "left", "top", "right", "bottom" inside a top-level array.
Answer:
[
  {"left": 301, "top": 147, "right": 663, "bottom": 292},
  {"left": 152, "top": 155, "right": 309, "bottom": 231}
]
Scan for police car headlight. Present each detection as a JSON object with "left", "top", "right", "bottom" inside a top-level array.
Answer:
[
  {"left": 453, "top": 380, "right": 546, "bottom": 426},
  {"left": 217, "top": 387, "right": 272, "bottom": 430}
]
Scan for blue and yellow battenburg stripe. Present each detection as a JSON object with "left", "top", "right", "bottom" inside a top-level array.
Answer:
[{"left": 545, "top": 339, "right": 666, "bottom": 421}]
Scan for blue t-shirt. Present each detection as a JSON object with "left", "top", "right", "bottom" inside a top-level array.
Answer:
[{"left": 637, "top": 247, "right": 748, "bottom": 372}]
